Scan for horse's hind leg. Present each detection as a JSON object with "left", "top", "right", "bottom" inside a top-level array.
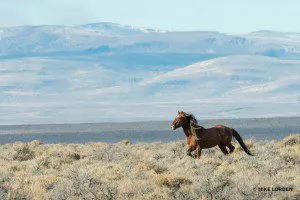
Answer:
[
  {"left": 218, "top": 144, "right": 229, "bottom": 155},
  {"left": 227, "top": 143, "right": 235, "bottom": 153}
]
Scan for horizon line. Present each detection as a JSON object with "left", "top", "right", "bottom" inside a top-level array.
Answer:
[{"left": 1, "top": 115, "right": 300, "bottom": 127}]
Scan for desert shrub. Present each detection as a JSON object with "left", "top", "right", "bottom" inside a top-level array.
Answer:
[
  {"left": 281, "top": 134, "right": 300, "bottom": 146},
  {"left": 193, "top": 168, "right": 233, "bottom": 200},
  {"left": 277, "top": 135, "right": 300, "bottom": 165},
  {"left": 1, "top": 190, "right": 29, "bottom": 200},
  {"left": 119, "top": 139, "right": 131, "bottom": 145},
  {"left": 0, "top": 134, "right": 299, "bottom": 199},
  {"left": 170, "top": 141, "right": 191, "bottom": 160},
  {"left": 0, "top": 172, "right": 12, "bottom": 199},
  {"left": 29, "top": 140, "right": 43, "bottom": 147},
  {"left": 279, "top": 146, "right": 299, "bottom": 165},
  {"left": 0, "top": 171, "right": 29, "bottom": 199},
  {"left": 51, "top": 168, "right": 118, "bottom": 200},
  {"left": 155, "top": 174, "right": 193, "bottom": 200},
  {"left": 235, "top": 139, "right": 255, "bottom": 153},
  {"left": 118, "top": 179, "right": 154, "bottom": 199},
  {"left": 88, "top": 144, "right": 132, "bottom": 162},
  {"left": 12, "top": 143, "right": 35, "bottom": 161},
  {"left": 32, "top": 146, "right": 83, "bottom": 170},
  {"left": 156, "top": 174, "right": 192, "bottom": 189},
  {"left": 67, "top": 152, "right": 81, "bottom": 160}
]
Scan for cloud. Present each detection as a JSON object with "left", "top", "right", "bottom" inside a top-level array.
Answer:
[
  {"left": 0, "top": 73, "right": 39, "bottom": 86},
  {"left": 73, "top": 70, "right": 89, "bottom": 77},
  {"left": 87, "top": 86, "right": 130, "bottom": 95},
  {"left": 3, "top": 91, "right": 38, "bottom": 96}
]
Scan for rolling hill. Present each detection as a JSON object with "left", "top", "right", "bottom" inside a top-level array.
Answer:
[
  {"left": 0, "top": 23, "right": 300, "bottom": 124},
  {"left": 1, "top": 54, "right": 300, "bottom": 124}
]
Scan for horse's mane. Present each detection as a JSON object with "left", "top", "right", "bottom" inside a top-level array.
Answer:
[{"left": 184, "top": 112, "right": 203, "bottom": 128}]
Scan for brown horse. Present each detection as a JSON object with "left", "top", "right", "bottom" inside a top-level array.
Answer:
[{"left": 171, "top": 111, "right": 253, "bottom": 159}]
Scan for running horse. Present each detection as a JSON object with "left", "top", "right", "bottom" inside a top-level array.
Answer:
[{"left": 171, "top": 111, "right": 253, "bottom": 159}]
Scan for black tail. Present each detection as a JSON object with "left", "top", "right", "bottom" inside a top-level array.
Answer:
[{"left": 232, "top": 129, "right": 254, "bottom": 156}]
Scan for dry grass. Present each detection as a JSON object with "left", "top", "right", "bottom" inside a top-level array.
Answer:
[{"left": 0, "top": 135, "right": 299, "bottom": 200}]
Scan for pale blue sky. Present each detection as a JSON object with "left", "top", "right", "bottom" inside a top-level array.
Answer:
[{"left": 0, "top": 0, "right": 299, "bottom": 33}]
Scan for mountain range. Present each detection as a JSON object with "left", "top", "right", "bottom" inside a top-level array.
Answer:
[{"left": 0, "top": 23, "right": 300, "bottom": 124}]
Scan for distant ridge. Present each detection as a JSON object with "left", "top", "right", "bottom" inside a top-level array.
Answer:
[{"left": 0, "top": 23, "right": 300, "bottom": 124}]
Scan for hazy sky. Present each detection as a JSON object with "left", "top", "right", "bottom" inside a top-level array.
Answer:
[{"left": 0, "top": 0, "right": 299, "bottom": 33}]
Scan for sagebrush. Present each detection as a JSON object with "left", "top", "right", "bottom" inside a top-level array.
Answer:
[{"left": 0, "top": 135, "right": 299, "bottom": 200}]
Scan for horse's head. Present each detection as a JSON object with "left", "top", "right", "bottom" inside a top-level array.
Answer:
[{"left": 171, "top": 111, "right": 190, "bottom": 130}]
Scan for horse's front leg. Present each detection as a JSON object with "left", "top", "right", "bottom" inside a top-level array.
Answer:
[
  {"left": 186, "top": 147, "right": 195, "bottom": 158},
  {"left": 196, "top": 145, "right": 202, "bottom": 159},
  {"left": 187, "top": 148, "right": 194, "bottom": 157}
]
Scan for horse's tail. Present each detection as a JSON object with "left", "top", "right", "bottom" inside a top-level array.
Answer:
[{"left": 232, "top": 129, "right": 254, "bottom": 156}]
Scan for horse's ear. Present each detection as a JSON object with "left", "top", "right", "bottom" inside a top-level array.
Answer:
[{"left": 178, "top": 111, "right": 180, "bottom": 114}]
